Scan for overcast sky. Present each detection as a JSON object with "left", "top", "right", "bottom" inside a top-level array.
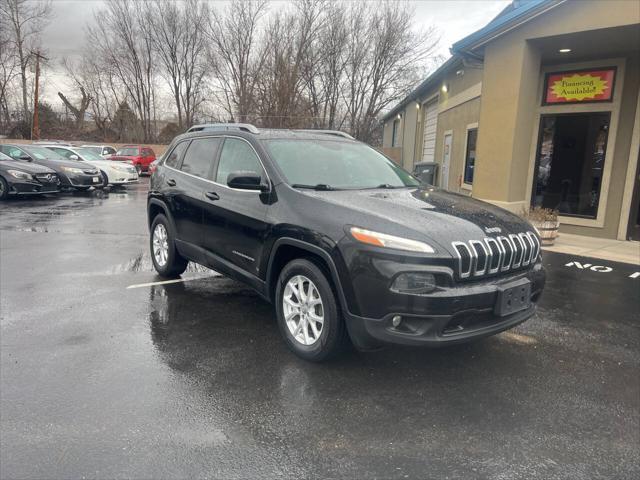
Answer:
[{"left": 40, "top": 0, "right": 509, "bottom": 105}]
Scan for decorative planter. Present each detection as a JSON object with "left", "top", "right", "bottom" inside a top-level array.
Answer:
[{"left": 531, "top": 220, "right": 559, "bottom": 246}]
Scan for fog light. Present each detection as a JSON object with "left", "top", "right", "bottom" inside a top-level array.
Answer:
[
  {"left": 391, "top": 272, "right": 436, "bottom": 295},
  {"left": 392, "top": 315, "right": 402, "bottom": 327}
]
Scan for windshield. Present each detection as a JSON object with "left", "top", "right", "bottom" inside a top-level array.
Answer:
[
  {"left": 25, "top": 146, "right": 67, "bottom": 161},
  {"left": 264, "top": 139, "right": 420, "bottom": 190},
  {"left": 76, "top": 148, "right": 104, "bottom": 161},
  {"left": 116, "top": 147, "right": 138, "bottom": 156}
]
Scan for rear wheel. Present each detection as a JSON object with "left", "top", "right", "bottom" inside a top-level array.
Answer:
[
  {"left": 150, "top": 214, "right": 188, "bottom": 277},
  {"left": 0, "top": 176, "right": 9, "bottom": 200},
  {"left": 275, "top": 259, "right": 348, "bottom": 361}
]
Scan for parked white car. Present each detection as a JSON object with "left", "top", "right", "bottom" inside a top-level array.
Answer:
[
  {"left": 44, "top": 146, "right": 139, "bottom": 187},
  {"left": 80, "top": 144, "right": 117, "bottom": 158}
]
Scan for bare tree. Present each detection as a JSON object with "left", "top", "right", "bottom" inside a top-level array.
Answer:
[
  {"left": 88, "top": 0, "right": 156, "bottom": 142},
  {"left": 57, "top": 67, "right": 92, "bottom": 133},
  {"left": 343, "top": 1, "right": 440, "bottom": 143},
  {"left": 148, "top": 0, "right": 209, "bottom": 130},
  {"left": 207, "top": 0, "right": 267, "bottom": 122},
  {"left": 255, "top": 0, "right": 325, "bottom": 128},
  {"left": 0, "top": 24, "right": 20, "bottom": 130},
  {"left": 0, "top": 0, "right": 52, "bottom": 121}
]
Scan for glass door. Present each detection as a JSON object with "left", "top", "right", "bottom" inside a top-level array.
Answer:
[{"left": 532, "top": 112, "right": 611, "bottom": 219}]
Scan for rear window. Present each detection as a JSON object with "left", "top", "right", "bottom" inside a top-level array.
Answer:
[{"left": 164, "top": 141, "right": 189, "bottom": 169}]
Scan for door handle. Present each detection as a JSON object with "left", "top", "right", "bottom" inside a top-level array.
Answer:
[
  {"left": 205, "top": 191, "right": 220, "bottom": 201},
  {"left": 166, "top": 178, "right": 176, "bottom": 187}
]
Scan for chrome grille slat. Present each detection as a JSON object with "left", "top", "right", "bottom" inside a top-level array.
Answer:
[
  {"left": 484, "top": 237, "right": 502, "bottom": 274},
  {"left": 469, "top": 240, "right": 489, "bottom": 277},
  {"left": 509, "top": 234, "right": 524, "bottom": 268},
  {"left": 452, "top": 231, "right": 539, "bottom": 281}
]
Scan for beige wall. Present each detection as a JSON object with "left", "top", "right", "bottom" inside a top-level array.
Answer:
[
  {"left": 472, "top": 0, "right": 640, "bottom": 239},
  {"left": 433, "top": 97, "right": 481, "bottom": 193}
]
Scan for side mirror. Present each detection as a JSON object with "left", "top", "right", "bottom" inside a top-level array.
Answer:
[
  {"left": 69, "top": 154, "right": 79, "bottom": 160},
  {"left": 227, "top": 171, "right": 268, "bottom": 192},
  {"left": 19, "top": 155, "right": 31, "bottom": 162}
]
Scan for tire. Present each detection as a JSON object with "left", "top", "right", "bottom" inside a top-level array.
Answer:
[
  {"left": 150, "top": 213, "right": 188, "bottom": 277},
  {"left": 275, "top": 258, "right": 349, "bottom": 362},
  {"left": 100, "top": 171, "right": 109, "bottom": 188},
  {"left": 0, "top": 176, "right": 9, "bottom": 200},
  {"left": 135, "top": 164, "right": 142, "bottom": 175}
]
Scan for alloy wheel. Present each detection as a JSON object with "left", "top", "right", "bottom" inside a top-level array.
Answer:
[
  {"left": 282, "top": 275, "right": 324, "bottom": 346},
  {"left": 152, "top": 223, "right": 169, "bottom": 267}
]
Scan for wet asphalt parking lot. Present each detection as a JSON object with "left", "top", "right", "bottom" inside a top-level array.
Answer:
[{"left": 1, "top": 179, "right": 639, "bottom": 480}]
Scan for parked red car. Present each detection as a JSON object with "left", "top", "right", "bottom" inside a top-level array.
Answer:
[{"left": 107, "top": 145, "right": 156, "bottom": 174}]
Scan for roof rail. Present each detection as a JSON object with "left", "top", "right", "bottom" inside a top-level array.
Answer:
[
  {"left": 294, "top": 129, "right": 354, "bottom": 140},
  {"left": 187, "top": 123, "right": 260, "bottom": 134}
]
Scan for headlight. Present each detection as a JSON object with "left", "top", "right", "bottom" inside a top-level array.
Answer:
[
  {"left": 350, "top": 227, "right": 434, "bottom": 253},
  {"left": 7, "top": 169, "right": 32, "bottom": 180},
  {"left": 61, "top": 166, "right": 84, "bottom": 174}
]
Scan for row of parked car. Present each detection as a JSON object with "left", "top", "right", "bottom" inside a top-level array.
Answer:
[{"left": 0, "top": 142, "right": 159, "bottom": 200}]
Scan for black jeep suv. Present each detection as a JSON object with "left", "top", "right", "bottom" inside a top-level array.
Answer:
[{"left": 148, "top": 124, "right": 545, "bottom": 361}]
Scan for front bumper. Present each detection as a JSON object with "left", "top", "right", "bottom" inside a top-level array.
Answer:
[
  {"left": 8, "top": 179, "right": 60, "bottom": 195},
  {"left": 67, "top": 173, "right": 103, "bottom": 188},
  {"left": 338, "top": 244, "right": 546, "bottom": 349}
]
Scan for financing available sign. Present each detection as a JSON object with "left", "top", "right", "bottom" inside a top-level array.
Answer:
[{"left": 543, "top": 68, "right": 616, "bottom": 105}]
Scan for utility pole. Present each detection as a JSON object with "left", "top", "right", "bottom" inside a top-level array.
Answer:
[{"left": 31, "top": 51, "right": 48, "bottom": 140}]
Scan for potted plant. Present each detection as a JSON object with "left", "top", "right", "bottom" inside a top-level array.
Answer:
[{"left": 524, "top": 206, "right": 559, "bottom": 246}]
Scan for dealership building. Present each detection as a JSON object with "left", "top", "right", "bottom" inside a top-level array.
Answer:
[{"left": 382, "top": 0, "right": 640, "bottom": 241}]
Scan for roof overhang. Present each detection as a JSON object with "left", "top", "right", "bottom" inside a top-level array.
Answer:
[
  {"left": 381, "top": 56, "right": 461, "bottom": 123},
  {"left": 451, "top": 0, "right": 566, "bottom": 57}
]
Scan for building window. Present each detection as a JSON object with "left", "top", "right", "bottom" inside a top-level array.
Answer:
[
  {"left": 532, "top": 112, "right": 610, "bottom": 219},
  {"left": 391, "top": 119, "right": 400, "bottom": 147},
  {"left": 464, "top": 128, "right": 478, "bottom": 184}
]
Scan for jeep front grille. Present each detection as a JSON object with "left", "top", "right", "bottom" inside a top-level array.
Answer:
[{"left": 452, "top": 232, "right": 540, "bottom": 280}]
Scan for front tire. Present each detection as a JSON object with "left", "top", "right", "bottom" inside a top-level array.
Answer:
[
  {"left": 275, "top": 259, "right": 348, "bottom": 361},
  {"left": 150, "top": 214, "right": 188, "bottom": 277},
  {"left": 100, "top": 171, "right": 109, "bottom": 188},
  {"left": 0, "top": 176, "right": 9, "bottom": 200}
]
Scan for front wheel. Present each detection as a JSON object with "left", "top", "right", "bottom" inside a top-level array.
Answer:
[
  {"left": 135, "top": 164, "right": 142, "bottom": 175},
  {"left": 275, "top": 259, "right": 349, "bottom": 362},
  {"left": 0, "top": 176, "right": 9, "bottom": 200},
  {"left": 100, "top": 171, "right": 109, "bottom": 188},
  {"left": 150, "top": 214, "right": 188, "bottom": 277}
]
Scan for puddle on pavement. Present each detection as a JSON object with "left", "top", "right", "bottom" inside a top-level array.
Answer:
[{"left": 109, "top": 253, "right": 213, "bottom": 274}]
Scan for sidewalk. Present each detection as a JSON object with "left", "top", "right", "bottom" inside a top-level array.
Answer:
[{"left": 542, "top": 232, "right": 640, "bottom": 265}]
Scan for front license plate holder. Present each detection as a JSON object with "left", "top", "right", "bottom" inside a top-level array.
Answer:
[
  {"left": 494, "top": 278, "right": 531, "bottom": 317},
  {"left": 92, "top": 177, "right": 100, "bottom": 183}
]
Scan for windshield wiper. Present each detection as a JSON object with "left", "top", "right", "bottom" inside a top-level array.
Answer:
[
  {"left": 365, "top": 183, "right": 407, "bottom": 189},
  {"left": 291, "top": 183, "right": 335, "bottom": 191}
]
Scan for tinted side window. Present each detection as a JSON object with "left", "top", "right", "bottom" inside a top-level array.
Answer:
[
  {"left": 164, "top": 141, "right": 189, "bottom": 169},
  {"left": 0, "top": 146, "right": 25, "bottom": 159},
  {"left": 104, "top": 147, "right": 116, "bottom": 155},
  {"left": 51, "top": 147, "right": 72, "bottom": 159},
  {"left": 216, "top": 138, "right": 263, "bottom": 185},
  {"left": 180, "top": 137, "right": 221, "bottom": 179}
]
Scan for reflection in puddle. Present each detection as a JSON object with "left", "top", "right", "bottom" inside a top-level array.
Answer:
[{"left": 109, "top": 253, "right": 213, "bottom": 274}]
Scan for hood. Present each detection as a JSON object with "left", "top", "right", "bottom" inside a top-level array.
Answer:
[
  {"left": 0, "top": 159, "right": 55, "bottom": 174},
  {"left": 33, "top": 158, "right": 100, "bottom": 171},
  {"left": 305, "top": 186, "right": 534, "bottom": 248}
]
